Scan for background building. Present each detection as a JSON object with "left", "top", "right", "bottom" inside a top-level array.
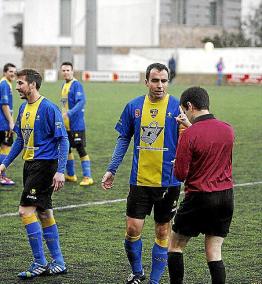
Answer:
[
  {"left": 0, "top": 0, "right": 23, "bottom": 68},
  {"left": 21, "top": 0, "right": 245, "bottom": 70}
]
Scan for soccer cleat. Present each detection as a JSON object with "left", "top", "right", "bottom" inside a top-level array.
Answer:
[
  {"left": 0, "top": 176, "right": 15, "bottom": 185},
  {"left": 126, "top": 270, "right": 146, "bottom": 284},
  {"left": 46, "top": 260, "right": 67, "bottom": 275},
  {"left": 79, "top": 177, "right": 94, "bottom": 186},
  {"left": 65, "top": 174, "right": 77, "bottom": 182},
  {"left": 18, "top": 262, "right": 48, "bottom": 279}
]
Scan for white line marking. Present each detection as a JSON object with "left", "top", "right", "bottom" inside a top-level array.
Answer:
[{"left": 1, "top": 181, "right": 262, "bottom": 218}]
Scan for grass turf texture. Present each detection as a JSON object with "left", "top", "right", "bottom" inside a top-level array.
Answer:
[{"left": 0, "top": 82, "right": 261, "bottom": 283}]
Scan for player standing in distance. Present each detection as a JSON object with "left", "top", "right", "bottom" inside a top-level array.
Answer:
[
  {"left": 168, "top": 87, "right": 234, "bottom": 284},
  {"left": 168, "top": 55, "right": 176, "bottom": 84},
  {"left": 0, "top": 63, "right": 16, "bottom": 185},
  {"left": 102, "top": 63, "right": 185, "bottom": 284},
  {"left": 216, "top": 58, "right": 224, "bottom": 86},
  {"left": 60, "top": 62, "right": 93, "bottom": 186},
  {"left": 0, "top": 69, "right": 69, "bottom": 279}
]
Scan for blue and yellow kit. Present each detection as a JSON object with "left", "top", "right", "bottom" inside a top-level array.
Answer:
[
  {"left": 60, "top": 79, "right": 86, "bottom": 131},
  {"left": 0, "top": 77, "right": 13, "bottom": 131},
  {"left": 115, "top": 94, "right": 181, "bottom": 187},
  {"left": 14, "top": 97, "right": 68, "bottom": 160}
]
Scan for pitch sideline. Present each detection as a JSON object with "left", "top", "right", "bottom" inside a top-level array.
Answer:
[{"left": 1, "top": 181, "right": 262, "bottom": 218}]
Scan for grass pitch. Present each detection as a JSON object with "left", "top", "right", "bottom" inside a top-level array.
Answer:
[{"left": 0, "top": 82, "right": 261, "bottom": 283}]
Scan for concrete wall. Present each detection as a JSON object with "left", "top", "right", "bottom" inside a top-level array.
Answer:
[{"left": 0, "top": 0, "right": 23, "bottom": 68}]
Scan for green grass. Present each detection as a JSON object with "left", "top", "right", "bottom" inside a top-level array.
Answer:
[{"left": 0, "top": 82, "right": 261, "bottom": 283}]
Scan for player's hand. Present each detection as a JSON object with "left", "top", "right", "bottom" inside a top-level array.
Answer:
[
  {"left": 176, "top": 106, "right": 191, "bottom": 127},
  {"left": 52, "top": 172, "right": 65, "bottom": 192},
  {"left": 0, "top": 164, "right": 6, "bottom": 177},
  {"left": 101, "top": 171, "right": 115, "bottom": 191}
]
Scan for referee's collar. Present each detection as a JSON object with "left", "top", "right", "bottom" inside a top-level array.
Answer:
[{"left": 193, "top": 114, "right": 215, "bottom": 124}]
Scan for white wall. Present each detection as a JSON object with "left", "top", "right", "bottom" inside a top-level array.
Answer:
[
  {"left": 98, "top": 0, "right": 159, "bottom": 46},
  {"left": 24, "top": 0, "right": 71, "bottom": 46},
  {"left": 23, "top": 0, "right": 159, "bottom": 47},
  {"left": 0, "top": 0, "right": 23, "bottom": 68},
  {"left": 94, "top": 48, "right": 262, "bottom": 74}
]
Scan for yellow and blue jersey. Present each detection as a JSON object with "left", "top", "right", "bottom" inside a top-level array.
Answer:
[
  {"left": 60, "top": 79, "right": 86, "bottom": 131},
  {"left": 14, "top": 97, "right": 68, "bottom": 160},
  {"left": 0, "top": 77, "right": 13, "bottom": 131},
  {"left": 115, "top": 94, "right": 181, "bottom": 187}
]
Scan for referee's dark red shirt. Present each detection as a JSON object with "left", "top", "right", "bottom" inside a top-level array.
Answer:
[{"left": 174, "top": 114, "right": 234, "bottom": 193}]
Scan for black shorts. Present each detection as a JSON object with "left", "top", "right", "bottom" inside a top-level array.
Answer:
[
  {"left": 20, "top": 160, "right": 58, "bottom": 210},
  {"left": 67, "top": 131, "right": 86, "bottom": 149},
  {"left": 126, "top": 185, "right": 181, "bottom": 223},
  {"left": 0, "top": 131, "right": 13, "bottom": 146},
  {"left": 172, "top": 189, "right": 234, "bottom": 238}
]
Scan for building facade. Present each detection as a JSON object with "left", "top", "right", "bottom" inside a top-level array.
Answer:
[{"left": 22, "top": 0, "right": 242, "bottom": 70}]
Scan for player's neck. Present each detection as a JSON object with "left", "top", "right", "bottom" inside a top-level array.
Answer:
[{"left": 27, "top": 92, "right": 41, "bottom": 104}]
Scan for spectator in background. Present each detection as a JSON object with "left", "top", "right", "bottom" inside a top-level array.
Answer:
[
  {"left": 168, "top": 54, "right": 177, "bottom": 84},
  {"left": 0, "top": 63, "right": 16, "bottom": 185},
  {"left": 168, "top": 87, "right": 234, "bottom": 284},
  {"left": 216, "top": 58, "right": 225, "bottom": 86},
  {"left": 60, "top": 62, "right": 94, "bottom": 186}
]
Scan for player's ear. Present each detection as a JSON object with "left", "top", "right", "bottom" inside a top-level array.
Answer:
[{"left": 187, "top": 101, "right": 193, "bottom": 110}]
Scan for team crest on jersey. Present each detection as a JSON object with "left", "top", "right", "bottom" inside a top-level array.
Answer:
[
  {"left": 150, "top": 109, "right": 158, "bottom": 118},
  {"left": 135, "top": 109, "right": 140, "bottom": 118},
  {"left": 21, "top": 124, "right": 33, "bottom": 145},
  {"left": 25, "top": 112, "right": 30, "bottom": 120},
  {"left": 141, "top": 121, "right": 164, "bottom": 145},
  {"left": 30, "top": 188, "right": 36, "bottom": 195}
]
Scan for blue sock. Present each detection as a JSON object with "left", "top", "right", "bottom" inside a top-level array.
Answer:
[
  {"left": 66, "top": 159, "right": 75, "bottom": 176},
  {"left": 81, "top": 157, "right": 92, "bottom": 177},
  {"left": 124, "top": 238, "right": 143, "bottom": 275},
  {"left": 43, "top": 224, "right": 65, "bottom": 265},
  {"left": 150, "top": 243, "right": 168, "bottom": 283},
  {"left": 23, "top": 216, "right": 47, "bottom": 265}
]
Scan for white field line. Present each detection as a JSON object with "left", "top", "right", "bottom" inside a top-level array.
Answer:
[{"left": 1, "top": 181, "right": 262, "bottom": 218}]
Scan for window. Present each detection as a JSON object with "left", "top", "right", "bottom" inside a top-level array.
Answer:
[
  {"left": 210, "top": 2, "right": 217, "bottom": 25},
  {"left": 60, "top": 0, "right": 71, "bottom": 36}
]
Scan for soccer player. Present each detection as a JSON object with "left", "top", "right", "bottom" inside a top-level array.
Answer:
[
  {"left": 60, "top": 62, "right": 93, "bottom": 186},
  {"left": 0, "top": 63, "right": 16, "bottom": 185},
  {"left": 101, "top": 63, "right": 183, "bottom": 284},
  {"left": 168, "top": 87, "right": 234, "bottom": 284},
  {"left": 0, "top": 69, "right": 69, "bottom": 279}
]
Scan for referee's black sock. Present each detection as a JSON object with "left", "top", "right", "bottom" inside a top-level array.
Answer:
[
  {"left": 168, "top": 252, "right": 184, "bottom": 284},
  {"left": 208, "top": 260, "right": 226, "bottom": 284}
]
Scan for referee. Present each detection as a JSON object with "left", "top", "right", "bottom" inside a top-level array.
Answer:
[{"left": 168, "top": 87, "right": 234, "bottom": 284}]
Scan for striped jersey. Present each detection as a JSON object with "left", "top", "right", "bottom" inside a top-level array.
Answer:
[
  {"left": 0, "top": 77, "right": 13, "bottom": 131},
  {"left": 14, "top": 96, "right": 68, "bottom": 160},
  {"left": 115, "top": 94, "right": 181, "bottom": 187}
]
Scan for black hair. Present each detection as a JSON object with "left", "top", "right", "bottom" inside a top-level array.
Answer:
[
  {"left": 180, "top": 86, "right": 209, "bottom": 110},
  {"left": 16, "top": 69, "right": 42, "bottom": 90},
  {"left": 61, "top": 62, "right": 73, "bottom": 69},
  {"left": 3, "top": 63, "right": 16, "bottom": 73},
  {"left": 145, "top": 63, "right": 169, "bottom": 80}
]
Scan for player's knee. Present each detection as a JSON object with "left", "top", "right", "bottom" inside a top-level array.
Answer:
[
  {"left": 76, "top": 144, "right": 87, "bottom": 157},
  {"left": 126, "top": 224, "right": 141, "bottom": 237}
]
